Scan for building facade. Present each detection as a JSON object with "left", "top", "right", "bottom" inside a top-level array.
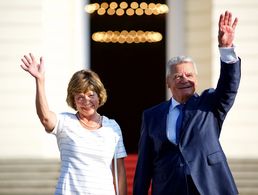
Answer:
[{"left": 0, "top": 0, "right": 258, "bottom": 159}]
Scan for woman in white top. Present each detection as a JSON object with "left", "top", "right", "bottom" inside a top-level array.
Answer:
[{"left": 20, "top": 53, "right": 127, "bottom": 195}]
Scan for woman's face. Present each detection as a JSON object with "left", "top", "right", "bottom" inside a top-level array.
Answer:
[{"left": 74, "top": 90, "right": 100, "bottom": 116}]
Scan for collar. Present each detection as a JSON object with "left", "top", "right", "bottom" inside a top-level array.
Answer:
[{"left": 170, "top": 97, "right": 181, "bottom": 110}]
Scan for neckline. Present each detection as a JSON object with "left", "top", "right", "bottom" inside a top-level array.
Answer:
[{"left": 76, "top": 112, "right": 102, "bottom": 130}]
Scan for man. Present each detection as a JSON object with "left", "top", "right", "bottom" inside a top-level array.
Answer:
[{"left": 133, "top": 10, "right": 240, "bottom": 195}]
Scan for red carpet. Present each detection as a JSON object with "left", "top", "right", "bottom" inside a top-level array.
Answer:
[{"left": 124, "top": 154, "right": 151, "bottom": 195}]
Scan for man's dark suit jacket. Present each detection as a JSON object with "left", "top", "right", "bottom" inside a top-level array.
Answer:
[{"left": 133, "top": 59, "right": 241, "bottom": 195}]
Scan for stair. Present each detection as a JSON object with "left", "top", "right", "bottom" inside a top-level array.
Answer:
[
  {"left": 124, "top": 154, "right": 137, "bottom": 195},
  {"left": 0, "top": 159, "right": 59, "bottom": 195},
  {"left": 124, "top": 154, "right": 151, "bottom": 195},
  {"left": 0, "top": 157, "right": 257, "bottom": 195},
  {"left": 229, "top": 159, "right": 258, "bottom": 195}
]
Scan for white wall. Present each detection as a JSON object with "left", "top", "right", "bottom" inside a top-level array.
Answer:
[
  {"left": 212, "top": 1, "right": 258, "bottom": 158},
  {"left": 167, "top": 0, "right": 258, "bottom": 158},
  {"left": 1, "top": 0, "right": 257, "bottom": 159},
  {"left": 0, "top": 0, "right": 88, "bottom": 158}
]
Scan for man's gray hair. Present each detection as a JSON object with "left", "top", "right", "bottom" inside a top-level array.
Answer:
[{"left": 166, "top": 56, "right": 198, "bottom": 77}]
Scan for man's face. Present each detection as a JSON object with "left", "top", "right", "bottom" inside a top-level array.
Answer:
[{"left": 167, "top": 62, "right": 197, "bottom": 103}]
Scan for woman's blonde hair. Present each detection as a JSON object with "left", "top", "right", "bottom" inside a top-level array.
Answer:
[{"left": 66, "top": 69, "right": 107, "bottom": 110}]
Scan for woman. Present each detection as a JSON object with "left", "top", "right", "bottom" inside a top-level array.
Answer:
[{"left": 20, "top": 53, "right": 127, "bottom": 195}]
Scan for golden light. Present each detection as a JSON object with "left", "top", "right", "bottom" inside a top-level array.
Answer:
[
  {"left": 130, "top": 2, "right": 139, "bottom": 9},
  {"left": 84, "top": 3, "right": 98, "bottom": 14},
  {"left": 135, "top": 8, "right": 144, "bottom": 16},
  {"left": 120, "top": 2, "right": 128, "bottom": 9},
  {"left": 126, "top": 8, "right": 134, "bottom": 16},
  {"left": 92, "top": 30, "right": 163, "bottom": 44},
  {"left": 149, "top": 3, "right": 156, "bottom": 9},
  {"left": 145, "top": 8, "right": 152, "bottom": 16},
  {"left": 97, "top": 7, "right": 106, "bottom": 15},
  {"left": 110, "top": 2, "right": 118, "bottom": 9},
  {"left": 159, "top": 4, "right": 169, "bottom": 13},
  {"left": 107, "top": 8, "right": 116, "bottom": 15},
  {"left": 101, "top": 2, "right": 109, "bottom": 9},
  {"left": 116, "top": 8, "right": 124, "bottom": 16},
  {"left": 87, "top": 2, "right": 166, "bottom": 44},
  {"left": 129, "top": 30, "right": 136, "bottom": 36},
  {"left": 84, "top": 2, "right": 169, "bottom": 16},
  {"left": 140, "top": 2, "right": 148, "bottom": 9}
]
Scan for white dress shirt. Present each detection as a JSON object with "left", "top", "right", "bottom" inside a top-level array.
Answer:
[{"left": 166, "top": 98, "right": 181, "bottom": 143}]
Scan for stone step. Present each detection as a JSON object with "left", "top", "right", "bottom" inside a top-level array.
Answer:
[
  {"left": 0, "top": 157, "right": 257, "bottom": 195},
  {"left": 235, "top": 179, "right": 258, "bottom": 188},
  {"left": 0, "top": 172, "right": 59, "bottom": 180},
  {"left": 0, "top": 180, "right": 56, "bottom": 188},
  {"left": 0, "top": 159, "right": 60, "bottom": 173},
  {"left": 238, "top": 187, "right": 258, "bottom": 195},
  {"left": 0, "top": 188, "right": 55, "bottom": 195},
  {"left": 0, "top": 159, "right": 59, "bottom": 195},
  {"left": 233, "top": 171, "right": 258, "bottom": 180}
]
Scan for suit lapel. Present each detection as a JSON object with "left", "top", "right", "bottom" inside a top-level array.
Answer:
[
  {"left": 180, "top": 94, "right": 199, "bottom": 143},
  {"left": 157, "top": 100, "right": 171, "bottom": 143}
]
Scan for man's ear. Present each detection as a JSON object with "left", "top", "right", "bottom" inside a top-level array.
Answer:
[{"left": 166, "top": 76, "right": 171, "bottom": 88}]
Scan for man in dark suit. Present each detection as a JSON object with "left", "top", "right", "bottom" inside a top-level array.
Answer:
[{"left": 133, "top": 10, "right": 240, "bottom": 195}]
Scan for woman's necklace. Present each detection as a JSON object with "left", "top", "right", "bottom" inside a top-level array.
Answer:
[{"left": 76, "top": 113, "right": 102, "bottom": 129}]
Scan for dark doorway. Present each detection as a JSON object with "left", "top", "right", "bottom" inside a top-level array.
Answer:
[{"left": 89, "top": 0, "right": 167, "bottom": 153}]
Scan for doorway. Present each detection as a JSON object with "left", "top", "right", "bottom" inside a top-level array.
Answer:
[{"left": 89, "top": 0, "right": 167, "bottom": 153}]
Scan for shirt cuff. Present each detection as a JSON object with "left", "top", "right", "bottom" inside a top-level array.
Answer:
[{"left": 219, "top": 46, "right": 239, "bottom": 63}]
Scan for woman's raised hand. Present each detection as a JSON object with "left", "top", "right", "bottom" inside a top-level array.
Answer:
[{"left": 20, "top": 53, "right": 45, "bottom": 79}]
